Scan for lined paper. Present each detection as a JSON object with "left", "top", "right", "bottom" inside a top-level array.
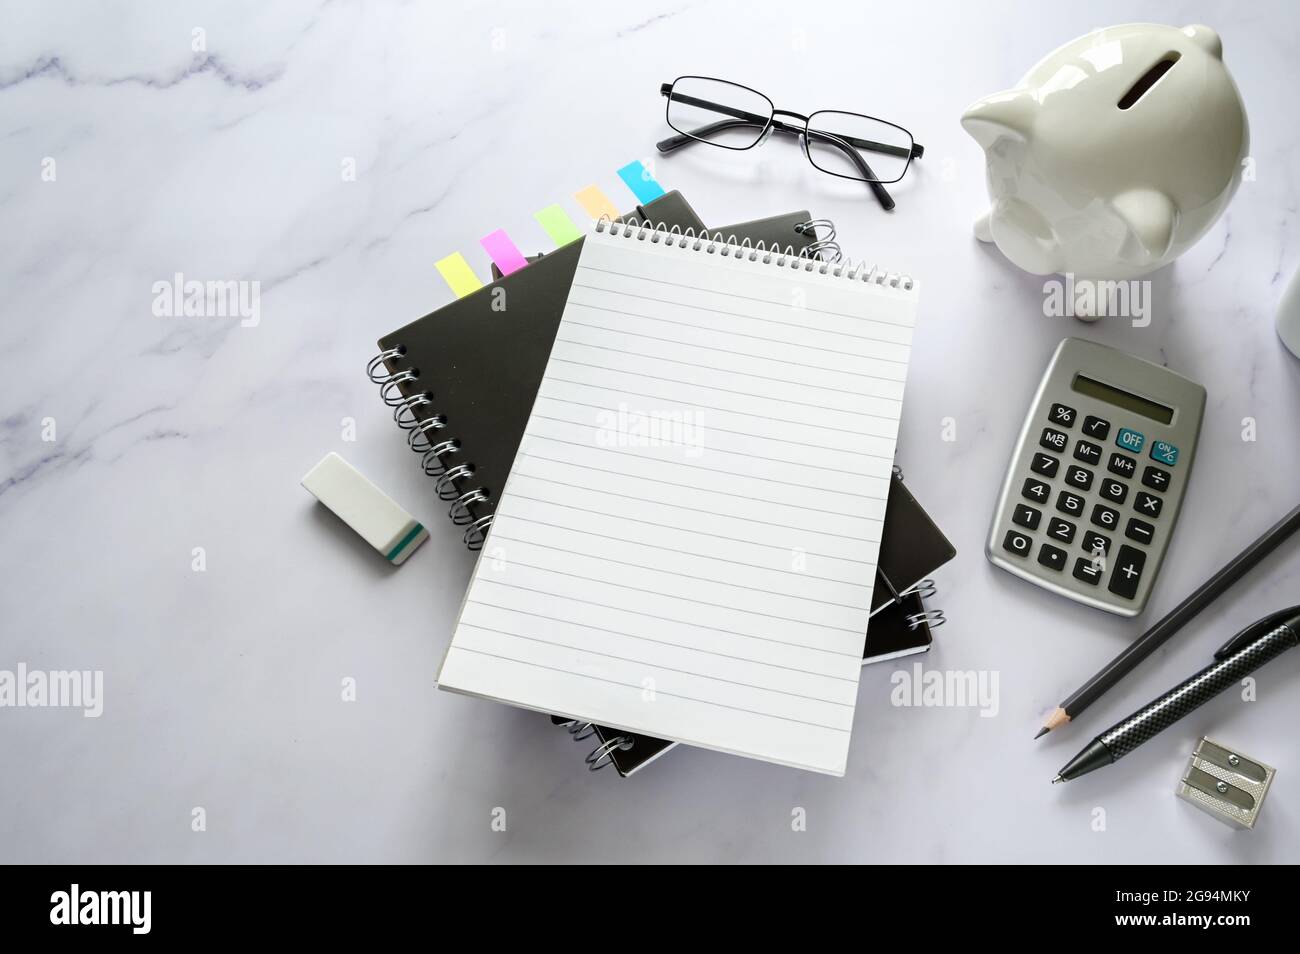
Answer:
[{"left": 437, "top": 224, "right": 918, "bottom": 775}]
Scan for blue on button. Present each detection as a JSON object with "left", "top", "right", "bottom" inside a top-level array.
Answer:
[
  {"left": 1150, "top": 441, "right": 1179, "bottom": 466},
  {"left": 1116, "top": 428, "right": 1146, "bottom": 453}
]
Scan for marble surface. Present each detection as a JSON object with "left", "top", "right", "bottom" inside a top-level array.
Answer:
[{"left": 2, "top": 0, "right": 1298, "bottom": 863}]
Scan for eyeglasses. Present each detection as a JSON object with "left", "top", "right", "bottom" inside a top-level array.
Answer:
[{"left": 657, "top": 75, "right": 923, "bottom": 212}]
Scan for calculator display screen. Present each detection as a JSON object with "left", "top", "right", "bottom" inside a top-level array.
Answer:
[{"left": 1071, "top": 374, "right": 1174, "bottom": 424}]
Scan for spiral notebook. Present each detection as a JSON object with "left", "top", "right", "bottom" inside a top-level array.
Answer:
[{"left": 436, "top": 218, "right": 919, "bottom": 775}]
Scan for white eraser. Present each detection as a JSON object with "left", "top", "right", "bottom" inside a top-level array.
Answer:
[{"left": 302, "top": 452, "right": 429, "bottom": 565}]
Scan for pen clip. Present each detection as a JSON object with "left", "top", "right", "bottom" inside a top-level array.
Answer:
[{"left": 1214, "top": 606, "right": 1300, "bottom": 659}]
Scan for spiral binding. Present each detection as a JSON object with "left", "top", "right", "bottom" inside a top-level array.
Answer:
[
  {"left": 593, "top": 216, "right": 915, "bottom": 290},
  {"left": 900, "top": 577, "right": 938, "bottom": 601},
  {"left": 555, "top": 718, "right": 634, "bottom": 772},
  {"left": 906, "top": 608, "right": 946, "bottom": 631},
  {"left": 366, "top": 212, "right": 907, "bottom": 552},
  {"left": 366, "top": 345, "right": 493, "bottom": 549}
]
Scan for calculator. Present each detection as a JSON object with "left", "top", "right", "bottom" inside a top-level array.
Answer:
[{"left": 986, "top": 338, "right": 1206, "bottom": 617}]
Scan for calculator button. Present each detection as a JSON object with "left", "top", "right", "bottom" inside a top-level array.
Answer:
[
  {"left": 1002, "top": 530, "right": 1032, "bottom": 557},
  {"left": 1073, "top": 441, "right": 1102, "bottom": 465},
  {"left": 1037, "top": 543, "right": 1068, "bottom": 572},
  {"left": 1107, "top": 452, "right": 1137, "bottom": 478},
  {"left": 1090, "top": 503, "right": 1120, "bottom": 531},
  {"left": 1048, "top": 403, "right": 1077, "bottom": 428},
  {"left": 1082, "top": 415, "right": 1111, "bottom": 440},
  {"left": 1082, "top": 530, "right": 1111, "bottom": 556},
  {"left": 1064, "top": 465, "right": 1094, "bottom": 491},
  {"left": 1125, "top": 518, "right": 1156, "bottom": 545},
  {"left": 1022, "top": 478, "right": 1050, "bottom": 504},
  {"left": 1073, "top": 556, "right": 1104, "bottom": 585},
  {"left": 1030, "top": 453, "right": 1060, "bottom": 478},
  {"left": 1141, "top": 465, "right": 1171, "bottom": 491},
  {"left": 1040, "top": 427, "right": 1069, "bottom": 452},
  {"left": 1099, "top": 478, "right": 1128, "bottom": 504},
  {"left": 1107, "top": 545, "right": 1147, "bottom": 599},
  {"left": 1134, "top": 491, "right": 1163, "bottom": 518},
  {"left": 1150, "top": 441, "right": 1179, "bottom": 466},
  {"left": 1011, "top": 504, "right": 1041, "bottom": 530},
  {"left": 1047, "top": 517, "right": 1077, "bottom": 544},
  {"left": 1056, "top": 491, "right": 1085, "bottom": 517},
  {"left": 1115, "top": 428, "right": 1146, "bottom": 453}
]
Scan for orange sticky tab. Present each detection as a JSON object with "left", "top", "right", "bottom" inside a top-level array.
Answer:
[{"left": 575, "top": 184, "right": 620, "bottom": 221}]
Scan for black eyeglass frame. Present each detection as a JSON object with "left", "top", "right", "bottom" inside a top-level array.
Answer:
[{"left": 657, "top": 76, "right": 924, "bottom": 212}]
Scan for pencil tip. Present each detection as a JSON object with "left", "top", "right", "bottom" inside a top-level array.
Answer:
[
  {"left": 1051, "top": 774, "right": 1064, "bottom": 785},
  {"left": 1034, "top": 726, "right": 1050, "bottom": 740}
]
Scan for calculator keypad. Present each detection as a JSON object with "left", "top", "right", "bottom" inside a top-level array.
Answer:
[{"left": 994, "top": 371, "right": 1193, "bottom": 614}]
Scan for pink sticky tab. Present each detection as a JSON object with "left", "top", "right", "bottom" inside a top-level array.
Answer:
[{"left": 480, "top": 229, "right": 528, "bottom": 276}]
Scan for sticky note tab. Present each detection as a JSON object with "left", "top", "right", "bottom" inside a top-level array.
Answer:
[
  {"left": 575, "top": 184, "right": 620, "bottom": 221},
  {"left": 534, "top": 204, "right": 583, "bottom": 247},
  {"left": 480, "top": 229, "right": 528, "bottom": 276},
  {"left": 435, "top": 252, "right": 483, "bottom": 298},
  {"left": 617, "top": 159, "right": 666, "bottom": 203}
]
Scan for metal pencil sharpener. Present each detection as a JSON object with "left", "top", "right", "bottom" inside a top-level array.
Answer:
[{"left": 1176, "top": 737, "right": 1276, "bottom": 830}]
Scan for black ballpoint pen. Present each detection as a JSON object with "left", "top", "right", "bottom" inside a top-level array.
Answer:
[{"left": 1053, "top": 606, "right": 1300, "bottom": 783}]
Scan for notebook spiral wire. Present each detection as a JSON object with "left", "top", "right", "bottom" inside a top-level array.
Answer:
[
  {"left": 365, "top": 347, "right": 492, "bottom": 550},
  {"left": 898, "top": 578, "right": 946, "bottom": 630},
  {"left": 594, "top": 215, "right": 914, "bottom": 290},
  {"left": 555, "top": 718, "right": 634, "bottom": 771}
]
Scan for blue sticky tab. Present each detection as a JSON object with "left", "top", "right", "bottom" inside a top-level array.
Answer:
[{"left": 617, "top": 160, "right": 666, "bottom": 203}]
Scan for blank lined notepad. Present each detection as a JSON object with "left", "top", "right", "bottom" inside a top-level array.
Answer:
[{"left": 437, "top": 221, "right": 919, "bottom": 775}]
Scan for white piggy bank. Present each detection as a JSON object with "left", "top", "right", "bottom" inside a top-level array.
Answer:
[{"left": 962, "top": 23, "right": 1248, "bottom": 283}]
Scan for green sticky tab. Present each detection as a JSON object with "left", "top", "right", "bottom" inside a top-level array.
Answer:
[{"left": 534, "top": 204, "right": 583, "bottom": 247}]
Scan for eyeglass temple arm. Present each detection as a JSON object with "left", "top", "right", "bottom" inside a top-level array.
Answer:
[
  {"left": 656, "top": 117, "right": 895, "bottom": 212},
  {"left": 804, "top": 128, "right": 895, "bottom": 211},
  {"left": 659, "top": 85, "right": 923, "bottom": 160}
]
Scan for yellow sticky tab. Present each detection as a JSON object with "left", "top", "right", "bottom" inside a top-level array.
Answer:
[
  {"left": 574, "top": 185, "right": 620, "bottom": 221},
  {"left": 534, "top": 204, "right": 584, "bottom": 247},
  {"left": 434, "top": 252, "right": 483, "bottom": 298}
]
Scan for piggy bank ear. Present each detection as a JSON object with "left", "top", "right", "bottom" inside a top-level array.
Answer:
[
  {"left": 961, "top": 90, "right": 1036, "bottom": 150},
  {"left": 1183, "top": 24, "right": 1223, "bottom": 58},
  {"left": 1112, "top": 189, "right": 1178, "bottom": 262}
]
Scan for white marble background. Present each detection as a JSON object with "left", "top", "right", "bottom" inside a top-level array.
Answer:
[{"left": 1, "top": 0, "right": 1297, "bottom": 863}]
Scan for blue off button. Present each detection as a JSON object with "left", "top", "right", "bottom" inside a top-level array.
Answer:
[
  {"left": 1150, "top": 440, "right": 1179, "bottom": 466},
  {"left": 1116, "top": 428, "right": 1145, "bottom": 453}
]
